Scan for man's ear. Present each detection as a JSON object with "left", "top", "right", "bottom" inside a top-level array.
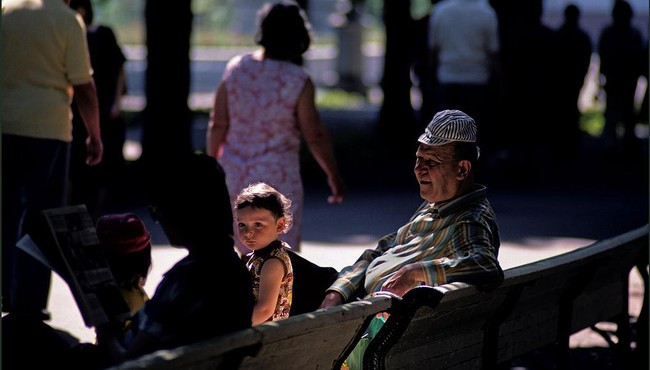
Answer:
[{"left": 457, "top": 161, "right": 471, "bottom": 178}]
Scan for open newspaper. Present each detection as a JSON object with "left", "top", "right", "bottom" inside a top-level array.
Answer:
[{"left": 18, "top": 205, "right": 131, "bottom": 328}]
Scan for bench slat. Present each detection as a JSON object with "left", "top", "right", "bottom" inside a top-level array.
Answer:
[
  {"left": 109, "top": 328, "right": 262, "bottom": 370},
  {"left": 240, "top": 296, "right": 394, "bottom": 370}
]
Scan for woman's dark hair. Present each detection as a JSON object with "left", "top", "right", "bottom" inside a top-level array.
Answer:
[
  {"left": 146, "top": 152, "right": 234, "bottom": 252},
  {"left": 255, "top": 1, "right": 312, "bottom": 63}
]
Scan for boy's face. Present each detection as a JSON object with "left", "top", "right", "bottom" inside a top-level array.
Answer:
[{"left": 236, "top": 206, "right": 285, "bottom": 251}]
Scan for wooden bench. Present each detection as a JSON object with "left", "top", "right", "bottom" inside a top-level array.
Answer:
[
  {"left": 364, "top": 224, "right": 649, "bottom": 370},
  {"left": 109, "top": 225, "right": 647, "bottom": 370},
  {"left": 110, "top": 294, "right": 395, "bottom": 370}
]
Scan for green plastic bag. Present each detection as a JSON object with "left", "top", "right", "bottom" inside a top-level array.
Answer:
[{"left": 342, "top": 313, "right": 389, "bottom": 370}]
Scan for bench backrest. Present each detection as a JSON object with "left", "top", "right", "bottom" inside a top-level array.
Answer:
[
  {"left": 111, "top": 226, "right": 648, "bottom": 370},
  {"left": 369, "top": 282, "right": 507, "bottom": 369},
  {"left": 240, "top": 296, "right": 393, "bottom": 369},
  {"left": 110, "top": 295, "right": 394, "bottom": 370},
  {"left": 109, "top": 328, "right": 262, "bottom": 370},
  {"left": 365, "top": 225, "right": 649, "bottom": 370}
]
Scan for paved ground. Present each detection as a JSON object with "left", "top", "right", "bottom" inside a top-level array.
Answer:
[{"left": 43, "top": 107, "right": 649, "bottom": 368}]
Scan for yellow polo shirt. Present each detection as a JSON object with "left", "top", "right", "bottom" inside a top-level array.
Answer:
[{"left": 2, "top": 0, "right": 93, "bottom": 142}]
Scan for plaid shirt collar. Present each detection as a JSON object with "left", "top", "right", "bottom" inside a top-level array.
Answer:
[{"left": 429, "top": 184, "right": 487, "bottom": 218}]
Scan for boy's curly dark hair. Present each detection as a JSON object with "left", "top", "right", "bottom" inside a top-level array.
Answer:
[{"left": 235, "top": 182, "right": 293, "bottom": 234}]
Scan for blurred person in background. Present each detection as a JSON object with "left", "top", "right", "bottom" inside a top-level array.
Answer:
[
  {"left": 553, "top": 4, "right": 592, "bottom": 164},
  {"left": 206, "top": 1, "right": 345, "bottom": 256},
  {"left": 427, "top": 0, "right": 500, "bottom": 154},
  {"left": 598, "top": 0, "right": 646, "bottom": 160},
  {"left": 69, "top": 0, "right": 128, "bottom": 220}
]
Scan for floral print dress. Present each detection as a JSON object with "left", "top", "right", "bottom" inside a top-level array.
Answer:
[{"left": 219, "top": 52, "right": 308, "bottom": 252}]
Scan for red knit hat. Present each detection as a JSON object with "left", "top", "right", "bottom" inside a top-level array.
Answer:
[{"left": 96, "top": 213, "right": 151, "bottom": 254}]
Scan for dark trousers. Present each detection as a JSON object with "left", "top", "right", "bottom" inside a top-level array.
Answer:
[
  {"left": 603, "top": 84, "right": 641, "bottom": 157},
  {"left": 2, "top": 134, "right": 70, "bottom": 315}
]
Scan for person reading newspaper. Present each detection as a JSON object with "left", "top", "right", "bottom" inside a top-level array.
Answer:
[{"left": 2, "top": 211, "right": 152, "bottom": 369}]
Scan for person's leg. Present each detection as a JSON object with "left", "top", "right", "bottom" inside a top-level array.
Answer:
[
  {"left": 3, "top": 135, "right": 70, "bottom": 318},
  {"left": 621, "top": 87, "right": 642, "bottom": 160},
  {"left": 603, "top": 86, "right": 628, "bottom": 151},
  {"left": 2, "top": 134, "right": 26, "bottom": 312}
]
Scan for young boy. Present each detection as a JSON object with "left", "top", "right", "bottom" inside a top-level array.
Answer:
[{"left": 235, "top": 182, "right": 294, "bottom": 325}]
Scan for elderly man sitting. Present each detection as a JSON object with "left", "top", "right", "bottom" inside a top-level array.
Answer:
[{"left": 321, "top": 109, "right": 503, "bottom": 308}]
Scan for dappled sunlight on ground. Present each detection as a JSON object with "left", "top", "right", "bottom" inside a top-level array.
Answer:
[{"left": 499, "top": 237, "right": 594, "bottom": 270}]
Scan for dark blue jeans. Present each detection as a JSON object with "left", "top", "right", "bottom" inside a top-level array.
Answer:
[{"left": 2, "top": 134, "right": 70, "bottom": 316}]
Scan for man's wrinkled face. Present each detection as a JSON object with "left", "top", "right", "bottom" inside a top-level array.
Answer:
[{"left": 414, "top": 144, "right": 460, "bottom": 203}]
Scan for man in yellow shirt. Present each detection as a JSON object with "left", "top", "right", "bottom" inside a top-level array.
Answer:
[{"left": 2, "top": 0, "right": 103, "bottom": 321}]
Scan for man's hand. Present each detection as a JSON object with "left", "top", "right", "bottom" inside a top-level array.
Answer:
[
  {"left": 86, "top": 136, "right": 103, "bottom": 166},
  {"left": 319, "top": 291, "right": 344, "bottom": 309},
  {"left": 380, "top": 264, "right": 423, "bottom": 298}
]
